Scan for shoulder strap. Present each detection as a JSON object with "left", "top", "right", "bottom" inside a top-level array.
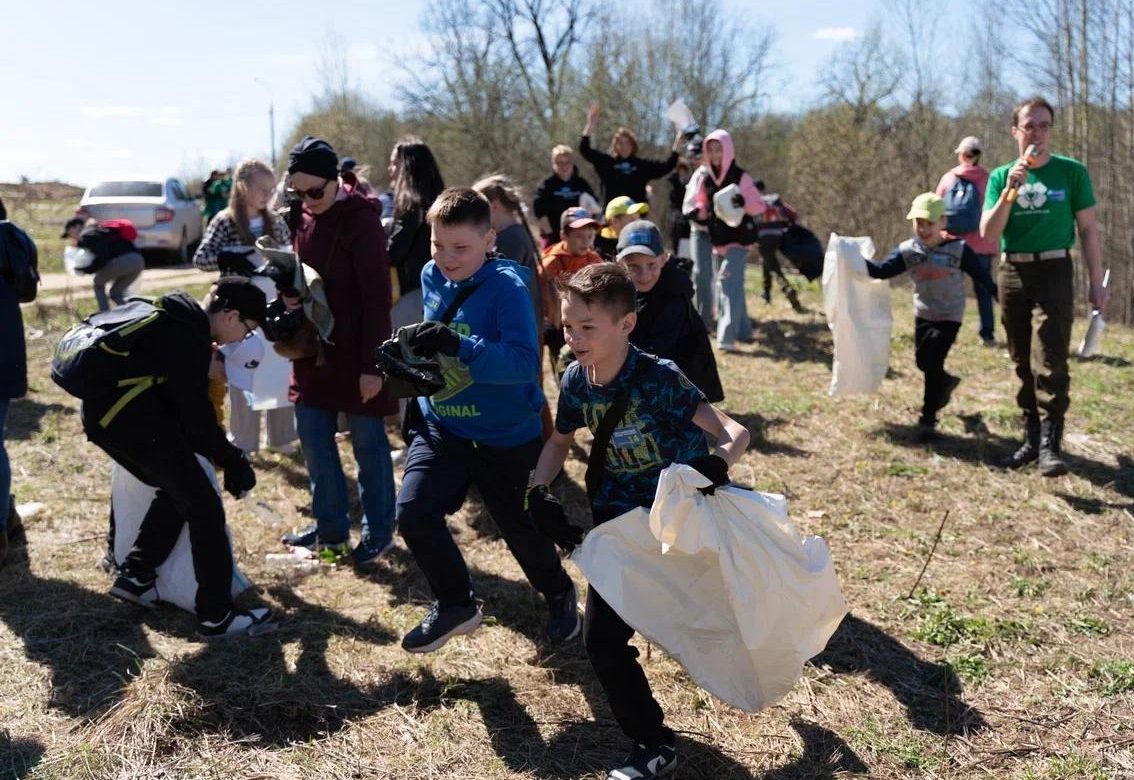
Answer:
[
  {"left": 437, "top": 260, "right": 495, "bottom": 324},
  {"left": 584, "top": 356, "right": 651, "bottom": 499}
]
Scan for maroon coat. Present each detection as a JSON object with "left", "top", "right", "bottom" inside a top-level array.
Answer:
[{"left": 289, "top": 191, "right": 398, "bottom": 417}]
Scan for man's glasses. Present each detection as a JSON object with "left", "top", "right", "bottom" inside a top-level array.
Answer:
[
  {"left": 287, "top": 179, "right": 332, "bottom": 200},
  {"left": 1016, "top": 122, "right": 1052, "bottom": 133}
]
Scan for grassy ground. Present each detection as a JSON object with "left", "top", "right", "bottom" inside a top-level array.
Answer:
[{"left": 2, "top": 273, "right": 1132, "bottom": 779}]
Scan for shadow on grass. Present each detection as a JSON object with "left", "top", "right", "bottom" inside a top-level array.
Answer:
[
  {"left": 729, "top": 413, "right": 810, "bottom": 458},
  {"left": 0, "top": 731, "right": 45, "bottom": 779},
  {"left": 813, "top": 614, "right": 986, "bottom": 736},
  {"left": 741, "top": 318, "right": 833, "bottom": 365},
  {"left": 1053, "top": 491, "right": 1134, "bottom": 515},
  {"left": 1073, "top": 354, "right": 1132, "bottom": 368},
  {"left": 4, "top": 397, "right": 75, "bottom": 441},
  {"left": 763, "top": 720, "right": 869, "bottom": 778}
]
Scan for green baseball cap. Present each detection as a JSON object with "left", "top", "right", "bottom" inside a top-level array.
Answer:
[{"left": 906, "top": 192, "right": 946, "bottom": 222}]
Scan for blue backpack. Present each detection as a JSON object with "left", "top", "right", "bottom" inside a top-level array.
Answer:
[{"left": 944, "top": 176, "right": 981, "bottom": 235}]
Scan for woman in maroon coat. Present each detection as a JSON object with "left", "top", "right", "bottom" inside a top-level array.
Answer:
[{"left": 280, "top": 136, "right": 399, "bottom": 566}]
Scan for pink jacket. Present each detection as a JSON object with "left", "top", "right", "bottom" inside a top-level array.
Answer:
[
  {"left": 935, "top": 164, "right": 997, "bottom": 254},
  {"left": 692, "top": 129, "right": 765, "bottom": 251}
]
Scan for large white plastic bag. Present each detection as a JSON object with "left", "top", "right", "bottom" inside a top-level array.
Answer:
[
  {"left": 572, "top": 465, "right": 847, "bottom": 712},
  {"left": 822, "top": 234, "right": 892, "bottom": 396},
  {"left": 248, "top": 274, "right": 293, "bottom": 411},
  {"left": 111, "top": 455, "right": 252, "bottom": 614}
]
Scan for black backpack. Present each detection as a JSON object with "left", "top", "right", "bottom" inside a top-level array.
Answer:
[
  {"left": 51, "top": 299, "right": 166, "bottom": 400},
  {"left": 0, "top": 220, "right": 40, "bottom": 303}
]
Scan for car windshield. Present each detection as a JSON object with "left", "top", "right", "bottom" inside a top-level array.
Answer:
[{"left": 89, "top": 181, "right": 163, "bottom": 197}]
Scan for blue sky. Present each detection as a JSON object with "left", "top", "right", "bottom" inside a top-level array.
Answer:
[{"left": 2, "top": 0, "right": 907, "bottom": 186}]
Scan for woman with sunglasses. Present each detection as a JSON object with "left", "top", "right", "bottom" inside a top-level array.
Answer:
[
  {"left": 387, "top": 137, "right": 446, "bottom": 334},
  {"left": 279, "top": 136, "right": 399, "bottom": 567}
]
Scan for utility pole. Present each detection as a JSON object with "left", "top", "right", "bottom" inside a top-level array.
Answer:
[{"left": 254, "top": 77, "right": 277, "bottom": 169}]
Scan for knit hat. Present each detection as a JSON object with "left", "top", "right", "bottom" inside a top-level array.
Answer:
[
  {"left": 287, "top": 136, "right": 339, "bottom": 180},
  {"left": 213, "top": 275, "right": 268, "bottom": 324}
]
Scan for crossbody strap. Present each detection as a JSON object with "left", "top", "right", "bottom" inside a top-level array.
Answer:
[{"left": 584, "top": 357, "right": 651, "bottom": 499}]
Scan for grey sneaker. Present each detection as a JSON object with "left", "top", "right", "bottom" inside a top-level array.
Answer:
[
  {"left": 401, "top": 600, "right": 482, "bottom": 654},
  {"left": 199, "top": 607, "right": 278, "bottom": 641}
]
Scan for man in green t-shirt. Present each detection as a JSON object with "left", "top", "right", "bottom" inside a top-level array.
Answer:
[{"left": 981, "top": 96, "right": 1108, "bottom": 477}]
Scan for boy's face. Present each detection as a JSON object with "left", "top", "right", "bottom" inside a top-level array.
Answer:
[
  {"left": 561, "top": 292, "right": 635, "bottom": 369},
  {"left": 431, "top": 221, "right": 496, "bottom": 282},
  {"left": 913, "top": 217, "right": 947, "bottom": 246},
  {"left": 211, "top": 310, "right": 257, "bottom": 346},
  {"left": 621, "top": 252, "right": 663, "bottom": 292},
  {"left": 564, "top": 225, "right": 596, "bottom": 253}
]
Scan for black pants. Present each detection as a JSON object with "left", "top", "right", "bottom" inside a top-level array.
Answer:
[
  {"left": 396, "top": 420, "right": 571, "bottom": 608},
  {"left": 914, "top": 318, "right": 960, "bottom": 423},
  {"left": 757, "top": 235, "right": 786, "bottom": 297},
  {"left": 83, "top": 397, "right": 233, "bottom": 621}
]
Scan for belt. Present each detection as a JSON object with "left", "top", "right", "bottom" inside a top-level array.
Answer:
[{"left": 1002, "top": 249, "right": 1070, "bottom": 263}]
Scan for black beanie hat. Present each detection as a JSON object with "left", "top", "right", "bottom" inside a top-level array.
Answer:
[
  {"left": 214, "top": 275, "right": 268, "bottom": 323},
  {"left": 288, "top": 136, "right": 339, "bottom": 181}
]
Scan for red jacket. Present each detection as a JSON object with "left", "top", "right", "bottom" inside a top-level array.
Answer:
[{"left": 290, "top": 190, "right": 398, "bottom": 417}]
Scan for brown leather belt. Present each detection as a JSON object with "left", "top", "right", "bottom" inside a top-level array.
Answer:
[{"left": 1002, "top": 249, "right": 1071, "bottom": 263}]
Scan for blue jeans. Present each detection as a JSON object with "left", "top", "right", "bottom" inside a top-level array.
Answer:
[
  {"left": 0, "top": 399, "right": 9, "bottom": 532},
  {"left": 689, "top": 230, "right": 715, "bottom": 327},
  {"left": 972, "top": 253, "right": 996, "bottom": 341},
  {"left": 295, "top": 403, "right": 396, "bottom": 546},
  {"left": 715, "top": 245, "right": 752, "bottom": 347}
]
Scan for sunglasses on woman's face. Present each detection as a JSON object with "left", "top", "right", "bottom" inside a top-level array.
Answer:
[{"left": 287, "top": 179, "right": 331, "bottom": 200}]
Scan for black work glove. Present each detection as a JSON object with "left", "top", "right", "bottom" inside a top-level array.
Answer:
[
  {"left": 731, "top": 193, "right": 746, "bottom": 208},
  {"left": 686, "top": 454, "right": 730, "bottom": 495},
  {"left": 223, "top": 451, "right": 256, "bottom": 498},
  {"left": 404, "top": 321, "right": 462, "bottom": 358},
  {"left": 525, "top": 485, "right": 584, "bottom": 552},
  {"left": 217, "top": 248, "right": 258, "bottom": 276}
]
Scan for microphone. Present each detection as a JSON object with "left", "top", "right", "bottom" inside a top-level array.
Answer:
[{"left": 1006, "top": 144, "right": 1038, "bottom": 203}]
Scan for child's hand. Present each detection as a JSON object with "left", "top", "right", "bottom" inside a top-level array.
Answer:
[
  {"left": 685, "top": 454, "right": 730, "bottom": 495},
  {"left": 525, "top": 485, "right": 583, "bottom": 552}
]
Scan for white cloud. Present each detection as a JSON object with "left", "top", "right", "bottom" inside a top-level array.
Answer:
[
  {"left": 149, "top": 106, "right": 184, "bottom": 127},
  {"left": 79, "top": 105, "right": 145, "bottom": 119},
  {"left": 813, "top": 26, "right": 859, "bottom": 41}
]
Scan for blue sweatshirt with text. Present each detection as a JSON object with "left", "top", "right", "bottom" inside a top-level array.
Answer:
[{"left": 416, "top": 257, "right": 544, "bottom": 446}]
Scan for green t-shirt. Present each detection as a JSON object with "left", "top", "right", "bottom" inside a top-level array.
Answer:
[{"left": 984, "top": 154, "right": 1095, "bottom": 252}]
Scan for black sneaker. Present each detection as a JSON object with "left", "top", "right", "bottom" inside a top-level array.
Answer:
[
  {"left": 198, "top": 607, "right": 278, "bottom": 641},
  {"left": 935, "top": 374, "right": 961, "bottom": 412},
  {"left": 401, "top": 600, "right": 482, "bottom": 654},
  {"left": 281, "top": 523, "right": 318, "bottom": 549},
  {"left": 608, "top": 737, "right": 677, "bottom": 780},
  {"left": 6, "top": 495, "right": 26, "bottom": 546},
  {"left": 110, "top": 573, "right": 160, "bottom": 608},
  {"left": 352, "top": 536, "right": 395, "bottom": 567},
  {"left": 545, "top": 581, "right": 581, "bottom": 642}
]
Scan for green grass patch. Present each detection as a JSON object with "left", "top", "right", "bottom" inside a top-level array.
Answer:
[
  {"left": 1089, "top": 660, "right": 1134, "bottom": 696},
  {"left": 945, "top": 654, "right": 989, "bottom": 683},
  {"left": 1067, "top": 617, "right": 1111, "bottom": 637},
  {"left": 886, "top": 460, "right": 929, "bottom": 478},
  {"left": 1011, "top": 576, "right": 1049, "bottom": 598},
  {"left": 907, "top": 591, "right": 1032, "bottom": 647}
]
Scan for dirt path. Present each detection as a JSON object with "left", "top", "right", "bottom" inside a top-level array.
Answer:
[{"left": 25, "top": 267, "right": 215, "bottom": 308}]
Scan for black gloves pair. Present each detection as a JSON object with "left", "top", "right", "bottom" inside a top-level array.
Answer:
[
  {"left": 685, "top": 454, "right": 730, "bottom": 494},
  {"left": 223, "top": 450, "right": 256, "bottom": 498},
  {"left": 217, "top": 248, "right": 258, "bottom": 276},
  {"left": 525, "top": 485, "right": 583, "bottom": 553},
  {"left": 403, "top": 321, "right": 462, "bottom": 359}
]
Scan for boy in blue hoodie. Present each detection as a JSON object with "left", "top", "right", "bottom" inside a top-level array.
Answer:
[{"left": 395, "top": 187, "right": 578, "bottom": 653}]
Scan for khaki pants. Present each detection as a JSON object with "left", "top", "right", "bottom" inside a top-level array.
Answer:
[{"left": 999, "top": 256, "right": 1074, "bottom": 421}]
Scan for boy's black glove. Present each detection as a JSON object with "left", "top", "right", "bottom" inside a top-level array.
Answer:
[
  {"left": 404, "top": 321, "right": 461, "bottom": 358},
  {"left": 686, "top": 454, "right": 729, "bottom": 495},
  {"left": 731, "top": 193, "right": 746, "bottom": 208},
  {"left": 217, "top": 248, "right": 258, "bottom": 276},
  {"left": 223, "top": 451, "right": 256, "bottom": 497},
  {"left": 525, "top": 485, "right": 583, "bottom": 552}
]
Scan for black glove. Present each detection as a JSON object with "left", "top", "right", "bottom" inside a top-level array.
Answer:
[
  {"left": 731, "top": 193, "right": 746, "bottom": 208},
  {"left": 217, "top": 248, "right": 258, "bottom": 276},
  {"left": 686, "top": 454, "right": 730, "bottom": 495},
  {"left": 223, "top": 451, "right": 256, "bottom": 497},
  {"left": 404, "top": 321, "right": 462, "bottom": 358},
  {"left": 525, "top": 485, "right": 583, "bottom": 552}
]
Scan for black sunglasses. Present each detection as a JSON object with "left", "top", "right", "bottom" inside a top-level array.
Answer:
[{"left": 287, "top": 179, "right": 332, "bottom": 200}]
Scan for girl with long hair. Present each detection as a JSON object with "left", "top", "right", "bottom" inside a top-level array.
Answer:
[{"left": 387, "top": 137, "right": 445, "bottom": 331}]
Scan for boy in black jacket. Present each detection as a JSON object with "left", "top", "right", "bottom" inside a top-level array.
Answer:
[
  {"left": 84, "top": 277, "right": 275, "bottom": 639},
  {"left": 619, "top": 220, "right": 724, "bottom": 402}
]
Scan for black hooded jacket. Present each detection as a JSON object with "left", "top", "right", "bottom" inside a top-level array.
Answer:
[
  {"left": 532, "top": 167, "right": 596, "bottom": 244},
  {"left": 629, "top": 260, "right": 724, "bottom": 402}
]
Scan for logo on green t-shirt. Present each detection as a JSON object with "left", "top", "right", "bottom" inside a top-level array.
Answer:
[{"left": 1017, "top": 182, "right": 1048, "bottom": 210}]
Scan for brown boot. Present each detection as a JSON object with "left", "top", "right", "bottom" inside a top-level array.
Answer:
[
  {"left": 1038, "top": 418, "right": 1069, "bottom": 477},
  {"left": 1002, "top": 414, "right": 1041, "bottom": 469}
]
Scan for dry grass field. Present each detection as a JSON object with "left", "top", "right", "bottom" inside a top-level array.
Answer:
[{"left": 2, "top": 266, "right": 1132, "bottom": 779}]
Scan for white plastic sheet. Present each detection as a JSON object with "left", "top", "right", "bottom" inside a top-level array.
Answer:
[
  {"left": 822, "top": 234, "right": 892, "bottom": 396},
  {"left": 572, "top": 465, "right": 847, "bottom": 712},
  {"left": 110, "top": 455, "right": 252, "bottom": 614}
]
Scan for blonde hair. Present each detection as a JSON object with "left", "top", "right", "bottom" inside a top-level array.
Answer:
[
  {"left": 610, "top": 127, "right": 639, "bottom": 157},
  {"left": 472, "top": 173, "right": 540, "bottom": 253},
  {"left": 551, "top": 144, "right": 574, "bottom": 161},
  {"left": 226, "top": 159, "right": 284, "bottom": 245}
]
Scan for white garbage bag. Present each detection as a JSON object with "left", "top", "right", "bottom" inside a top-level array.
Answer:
[
  {"left": 822, "top": 234, "right": 892, "bottom": 396},
  {"left": 110, "top": 456, "right": 252, "bottom": 614},
  {"left": 247, "top": 273, "right": 294, "bottom": 411},
  {"left": 572, "top": 465, "right": 847, "bottom": 712}
]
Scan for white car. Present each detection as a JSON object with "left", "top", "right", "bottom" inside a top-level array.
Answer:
[{"left": 77, "top": 178, "right": 203, "bottom": 263}]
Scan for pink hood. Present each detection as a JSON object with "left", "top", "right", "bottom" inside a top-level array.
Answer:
[
  {"left": 705, "top": 128, "right": 736, "bottom": 186},
  {"left": 936, "top": 163, "right": 996, "bottom": 253}
]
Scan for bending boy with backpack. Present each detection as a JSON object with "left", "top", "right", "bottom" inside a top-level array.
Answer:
[
  {"left": 526, "top": 262, "right": 749, "bottom": 780},
  {"left": 53, "top": 276, "right": 275, "bottom": 639}
]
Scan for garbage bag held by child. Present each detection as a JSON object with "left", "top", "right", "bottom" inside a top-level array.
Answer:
[
  {"left": 822, "top": 234, "right": 892, "bottom": 396},
  {"left": 572, "top": 464, "right": 847, "bottom": 713}
]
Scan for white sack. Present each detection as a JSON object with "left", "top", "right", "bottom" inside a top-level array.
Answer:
[
  {"left": 822, "top": 234, "right": 892, "bottom": 396},
  {"left": 111, "top": 456, "right": 252, "bottom": 614},
  {"left": 572, "top": 465, "right": 847, "bottom": 712},
  {"left": 247, "top": 274, "right": 293, "bottom": 411}
]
